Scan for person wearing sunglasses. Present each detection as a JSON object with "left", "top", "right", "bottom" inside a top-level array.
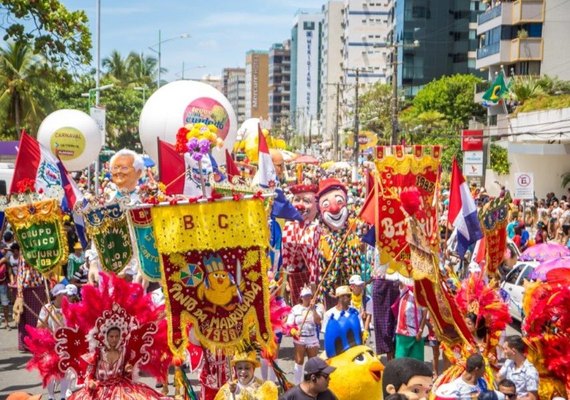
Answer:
[
  {"left": 280, "top": 357, "right": 338, "bottom": 399},
  {"left": 497, "top": 379, "right": 517, "bottom": 400}
]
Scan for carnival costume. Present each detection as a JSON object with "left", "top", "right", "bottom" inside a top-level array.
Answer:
[
  {"left": 317, "top": 179, "right": 364, "bottom": 307},
  {"left": 281, "top": 184, "right": 321, "bottom": 305},
  {"left": 523, "top": 269, "right": 570, "bottom": 399},
  {"left": 25, "top": 273, "right": 171, "bottom": 400},
  {"left": 435, "top": 272, "right": 510, "bottom": 388}
]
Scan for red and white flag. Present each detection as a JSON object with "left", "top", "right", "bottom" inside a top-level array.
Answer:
[
  {"left": 252, "top": 124, "right": 276, "bottom": 187},
  {"left": 157, "top": 138, "right": 213, "bottom": 197}
]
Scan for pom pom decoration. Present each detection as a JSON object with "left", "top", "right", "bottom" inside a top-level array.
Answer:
[
  {"left": 175, "top": 122, "right": 222, "bottom": 160},
  {"left": 400, "top": 186, "right": 422, "bottom": 217}
]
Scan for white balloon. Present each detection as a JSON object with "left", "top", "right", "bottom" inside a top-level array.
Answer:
[
  {"left": 37, "top": 109, "right": 102, "bottom": 171},
  {"left": 138, "top": 81, "right": 237, "bottom": 165}
]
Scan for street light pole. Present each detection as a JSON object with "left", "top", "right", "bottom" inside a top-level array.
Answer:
[
  {"left": 390, "top": 44, "right": 399, "bottom": 145},
  {"left": 353, "top": 69, "right": 360, "bottom": 175},
  {"left": 157, "top": 29, "right": 161, "bottom": 88},
  {"left": 95, "top": 0, "right": 101, "bottom": 106}
]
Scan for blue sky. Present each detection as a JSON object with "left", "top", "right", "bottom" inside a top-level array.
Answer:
[{"left": 62, "top": 0, "right": 324, "bottom": 81}]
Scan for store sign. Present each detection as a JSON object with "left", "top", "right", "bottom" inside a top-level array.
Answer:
[{"left": 461, "top": 130, "right": 483, "bottom": 151}]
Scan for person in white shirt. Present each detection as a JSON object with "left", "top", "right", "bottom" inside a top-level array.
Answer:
[
  {"left": 348, "top": 274, "right": 372, "bottom": 342},
  {"left": 287, "top": 286, "right": 324, "bottom": 385},
  {"left": 38, "top": 284, "right": 75, "bottom": 400},
  {"left": 435, "top": 353, "right": 486, "bottom": 400},
  {"left": 497, "top": 336, "right": 539, "bottom": 400}
]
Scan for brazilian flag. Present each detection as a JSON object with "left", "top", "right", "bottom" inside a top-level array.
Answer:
[{"left": 482, "top": 71, "right": 509, "bottom": 106}]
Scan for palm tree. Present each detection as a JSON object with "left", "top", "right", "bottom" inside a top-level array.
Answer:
[
  {"left": 102, "top": 50, "right": 131, "bottom": 85},
  {"left": 0, "top": 41, "right": 50, "bottom": 138},
  {"left": 126, "top": 52, "right": 158, "bottom": 87}
]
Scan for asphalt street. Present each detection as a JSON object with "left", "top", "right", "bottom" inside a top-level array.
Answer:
[{"left": 0, "top": 322, "right": 520, "bottom": 399}]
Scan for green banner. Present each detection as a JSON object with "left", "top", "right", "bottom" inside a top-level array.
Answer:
[
  {"left": 5, "top": 199, "right": 68, "bottom": 275},
  {"left": 85, "top": 204, "right": 133, "bottom": 273}
]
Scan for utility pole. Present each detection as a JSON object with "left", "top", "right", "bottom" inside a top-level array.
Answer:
[
  {"left": 390, "top": 44, "right": 399, "bottom": 145},
  {"left": 353, "top": 69, "right": 360, "bottom": 174},
  {"left": 157, "top": 29, "right": 162, "bottom": 88},
  {"left": 308, "top": 113, "right": 313, "bottom": 152},
  {"left": 334, "top": 82, "right": 340, "bottom": 161}
]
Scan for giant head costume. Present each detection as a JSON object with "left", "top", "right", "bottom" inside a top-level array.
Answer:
[
  {"left": 109, "top": 149, "right": 144, "bottom": 192},
  {"left": 290, "top": 184, "right": 318, "bottom": 223},
  {"left": 317, "top": 178, "right": 349, "bottom": 231},
  {"left": 382, "top": 358, "right": 433, "bottom": 400}
]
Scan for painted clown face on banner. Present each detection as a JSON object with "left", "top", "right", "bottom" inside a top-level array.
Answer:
[
  {"left": 318, "top": 179, "right": 348, "bottom": 231},
  {"left": 291, "top": 184, "right": 318, "bottom": 223}
]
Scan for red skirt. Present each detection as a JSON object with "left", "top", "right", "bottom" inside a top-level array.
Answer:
[{"left": 68, "top": 377, "right": 169, "bottom": 400}]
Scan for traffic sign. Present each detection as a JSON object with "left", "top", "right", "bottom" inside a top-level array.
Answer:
[{"left": 514, "top": 172, "right": 534, "bottom": 200}]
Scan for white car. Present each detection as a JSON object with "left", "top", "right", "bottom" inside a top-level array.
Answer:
[{"left": 500, "top": 261, "right": 539, "bottom": 322}]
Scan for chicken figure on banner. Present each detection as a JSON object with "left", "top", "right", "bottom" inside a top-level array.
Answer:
[{"left": 149, "top": 198, "right": 273, "bottom": 357}]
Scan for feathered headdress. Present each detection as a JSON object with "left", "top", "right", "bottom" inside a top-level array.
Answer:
[{"left": 455, "top": 272, "right": 511, "bottom": 334}]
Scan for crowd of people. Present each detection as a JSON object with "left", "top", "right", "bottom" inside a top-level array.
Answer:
[{"left": 2, "top": 146, "right": 569, "bottom": 400}]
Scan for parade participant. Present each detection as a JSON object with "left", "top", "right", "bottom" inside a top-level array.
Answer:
[
  {"left": 497, "top": 336, "right": 539, "bottom": 400},
  {"left": 382, "top": 357, "right": 433, "bottom": 400},
  {"left": 394, "top": 280, "right": 426, "bottom": 361},
  {"left": 435, "top": 354, "right": 487, "bottom": 400},
  {"left": 214, "top": 352, "right": 278, "bottom": 400},
  {"left": 280, "top": 357, "right": 338, "bottom": 400},
  {"left": 497, "top": 379, "right": 517, "bottom": 400},
  {"left": 321, "top": 286, "right": 363, "bottom": 335},
  {"left": 37, "top": 284, "right": 74, "bottom": 400},
  {"left": 281, "top": 183, "right": 321, "bottom": 305},
  {"left": 88, "top": 149, "right": 144, "bottom": 285},
  {"left": 13, "top": 247, "right": 46, "bottom": 352},
  {"left": 0, "top": 243, "right": 11, "bottom": 330},
  {"left": 348, "top": 275, "right": 372, "bottom": 342},
  {"left": 286, "top": 286, "right": 324, "bottom": 384},
  {"left": 66, "top": 243, "right": 84, "bottom": 283},
  {"left": 317, "top": 179, "right": 363, "bottom": 308},
  {"left": 68, "top": 326, "right": 168, "bottom": 400}
]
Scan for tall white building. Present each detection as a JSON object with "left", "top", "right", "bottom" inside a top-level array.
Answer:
[
  {"left": 319, "top": 1, "right": 345, "bottom": 158},
  {"left": 291, "top": 10, "right": 322, "bottom": 143},
  {"left": 341, "top": 0, "right": 391, "bottom": 85},
  {"left": 223, "top": 68, "right": 246, "bottom": 125}
]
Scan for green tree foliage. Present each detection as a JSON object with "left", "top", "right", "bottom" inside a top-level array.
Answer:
[
  {"left": 102, "top": 50, "right": 158, "bottom": 88},
  {"left": 408, "top": 74, "right": 485, "bottom": 128},
  {"left": 490, "top": 143, "right": 510, "bottom": 175},
  {"left": 357, "top": 82, "right": 392, "bottom": 143},
  {"left": 0, "top": 0, "right": 91, "bottom": 66},
  {"left": 0, "top": 41, "right": 53, "bottom": 138}
]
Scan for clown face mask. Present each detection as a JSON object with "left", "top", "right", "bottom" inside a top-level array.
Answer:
[
  {"left": 319, "top": 188, "right": 348, "bottom": 231},
  {"left": 292, "top": 191, "right": 318, "bottom": 223}
]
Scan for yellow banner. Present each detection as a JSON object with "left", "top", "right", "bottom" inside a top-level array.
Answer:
[{"left": 150, "top": 198, "right": 269, "bottom": 253}]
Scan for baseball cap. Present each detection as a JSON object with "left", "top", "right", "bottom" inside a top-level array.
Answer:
[
  {"left": 349, "top": 275, "right": 364, "bottom": 286},
  {"left": 335, "top": 285, "right": 351, "bottom": 297},
  {"left": 51, "top": 283, "right": 67, "bottom": 297},
  {"left": 304, "top": 357, "right": 336, "bottom": 376},
  {"left": 65, "top": 284, "right": 78, "bottom": 296},
  {"left": 300, "top": 286, "right": 312, "bottom": 297}
]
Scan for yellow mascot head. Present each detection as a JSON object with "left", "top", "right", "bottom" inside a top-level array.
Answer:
[{"left": 325, "top": 309, "right": 384, "bottom": 400}]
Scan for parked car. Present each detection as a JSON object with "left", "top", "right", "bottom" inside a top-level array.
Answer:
[{"left": 500, "top": 261, "right": 539, "bottom": 322}]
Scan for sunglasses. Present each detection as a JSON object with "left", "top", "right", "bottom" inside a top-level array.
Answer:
[
  {"left": 318, "top": 373, "right": 330, "bottom": 380},
  {"left": 503, "top": 393, "right": 516, "bottom": 399}
]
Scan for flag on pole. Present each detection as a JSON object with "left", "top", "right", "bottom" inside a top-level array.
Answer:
[
  {"left": 482, "top": 71, "right": 509, "bottom": 107},
  {"left": 252, "top": 124, "right": 276, "bottom": 187},
  {"left": 448, "top": 158, "right": 483, "bottom": 258},
  {"left": 157, "top": 138, "right": 186, "bottom": 195},
  {"left": 11, "top": 132, "right": 87, "bottom": 246},
  {"left": 10, "top": 131, "right": 64, "bottom": 194},
  {"left": 225, "top": 149, "right": 240, "bottom": 181},
  {"left": 157, "top": 138, "right": 214, "bottom": 197}
]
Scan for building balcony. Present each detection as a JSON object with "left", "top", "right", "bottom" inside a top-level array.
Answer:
[
  {"left": 510, "top": 37, "right": 543, "bottom": 61},
  {"left": 512, "top": 0, "right": 544, "bottom": 24},
  {"left": 477, "top": 42, "right": 501, "bottom": 59},
  {"left": 478, "top": 3, "right": 503, "bottom": 25}
]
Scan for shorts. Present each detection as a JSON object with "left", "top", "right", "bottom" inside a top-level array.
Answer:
[
  {"left": 0, "top": 284, "right": 9, "bottom": 306},
  {"left": 293, "top": 335, "right": 320, "bottom": 349}
]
